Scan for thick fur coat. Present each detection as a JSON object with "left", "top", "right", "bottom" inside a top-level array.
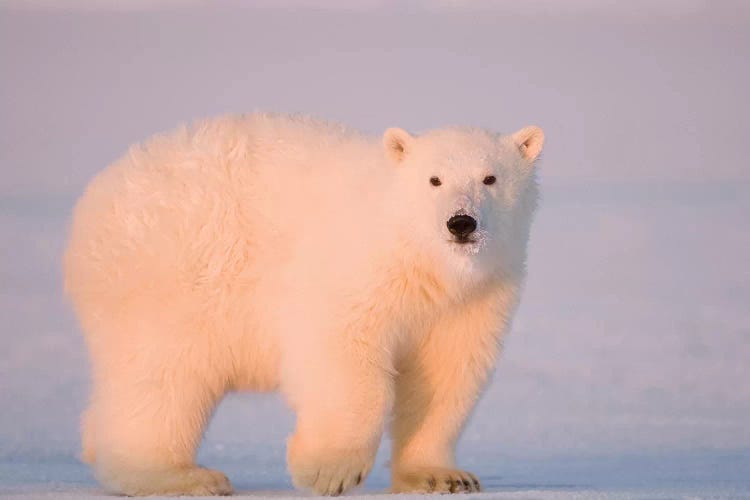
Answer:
[{"left": 63, "top": 113, "right": 544, "bottom": 496}]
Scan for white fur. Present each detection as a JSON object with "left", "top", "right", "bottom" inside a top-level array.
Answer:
[{"left": 63, "top": 113, "right": 544, "bottom": 496}]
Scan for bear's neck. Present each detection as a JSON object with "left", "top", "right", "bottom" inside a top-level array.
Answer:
[{"left": 377, "top": 238, "right": 474, "bottom": 319}]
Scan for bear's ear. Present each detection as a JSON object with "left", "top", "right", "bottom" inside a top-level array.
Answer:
[
  {"left": 383, "top": 128, "right": 413, "bottom": 164},
  {"left": 511, "top": 126, "right": 545, "bottom": 162}
]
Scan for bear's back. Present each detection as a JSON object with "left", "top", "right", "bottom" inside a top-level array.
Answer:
[{"left": 64, "top": 113, "right": 390, "bottom": 318}]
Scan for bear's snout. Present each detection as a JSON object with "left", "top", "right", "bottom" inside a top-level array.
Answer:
[{"left": 447, "top": 215, "right": 477, "bottom": 241}]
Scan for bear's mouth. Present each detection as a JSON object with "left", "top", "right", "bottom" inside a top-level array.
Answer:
[{"left": 449, "top": 236, "right": 477, "bottom": 245}]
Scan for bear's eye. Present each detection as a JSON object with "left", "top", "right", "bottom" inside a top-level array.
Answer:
[
  {"left": 430, "top": 176, "right": 442, "bottom": 187},
  {"left": 483, "top": 175, "right": 496, "bottom": 186}
]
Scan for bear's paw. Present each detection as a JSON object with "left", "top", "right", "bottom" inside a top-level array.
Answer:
[
  {"left": 392, "top": 466, "right": 481, "bottom": 494},
  {"left": 288, "top": 443, "right": 373, "bottom": 496},
  {"left": 98, "top": 465, "right": 233, "bottom": 496}
]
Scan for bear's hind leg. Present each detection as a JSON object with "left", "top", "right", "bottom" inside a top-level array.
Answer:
[
  {"left": 80, "top": 406, "right": 96, "bottom": 464},
  {"left": 89, "top": 344, "right": 231, "bottom": 496}
]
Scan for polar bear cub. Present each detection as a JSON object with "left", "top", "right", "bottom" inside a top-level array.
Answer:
[{"left": 64, "top": 113, "right": 544, "bottom": 496}]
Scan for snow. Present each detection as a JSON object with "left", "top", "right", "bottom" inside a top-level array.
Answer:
[
  {"left": 1, "top": 1, "right": 749, "bottom": 498},
  {"left": 3, "top": 451, "right": 750, "bottom": 498}
]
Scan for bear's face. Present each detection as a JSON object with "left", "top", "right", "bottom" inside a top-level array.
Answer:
[{"left": 384, "top": 125, "right": 544, "bottom": 289}]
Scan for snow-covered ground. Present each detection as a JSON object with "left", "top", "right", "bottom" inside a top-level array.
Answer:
[{"left": 1, "top": 1, "right": 749, "bottom": 498}]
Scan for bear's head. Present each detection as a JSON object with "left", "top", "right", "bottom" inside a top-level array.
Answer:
[{"left": 383, "top": 125, "right": 544, "bottom": 290}]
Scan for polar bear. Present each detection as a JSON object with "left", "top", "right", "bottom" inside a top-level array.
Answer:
[{"left": 63, "top": 113, "right": 544, "bottom": 496}]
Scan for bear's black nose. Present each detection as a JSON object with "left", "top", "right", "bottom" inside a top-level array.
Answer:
[{"left": 447, "top": 215, "right": 477, "bottom": 239}]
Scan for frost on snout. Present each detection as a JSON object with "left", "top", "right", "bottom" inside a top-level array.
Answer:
[{"left": 444, "top": 203, "right": 487, "bottom": 254}]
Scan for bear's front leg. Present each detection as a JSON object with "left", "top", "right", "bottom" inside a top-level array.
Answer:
[
  {"left": 391, "top": 291, "right": 513, "bottom": 493},
  {"left": 281, "top": 315, "right": 394, "bottom": 496}
]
